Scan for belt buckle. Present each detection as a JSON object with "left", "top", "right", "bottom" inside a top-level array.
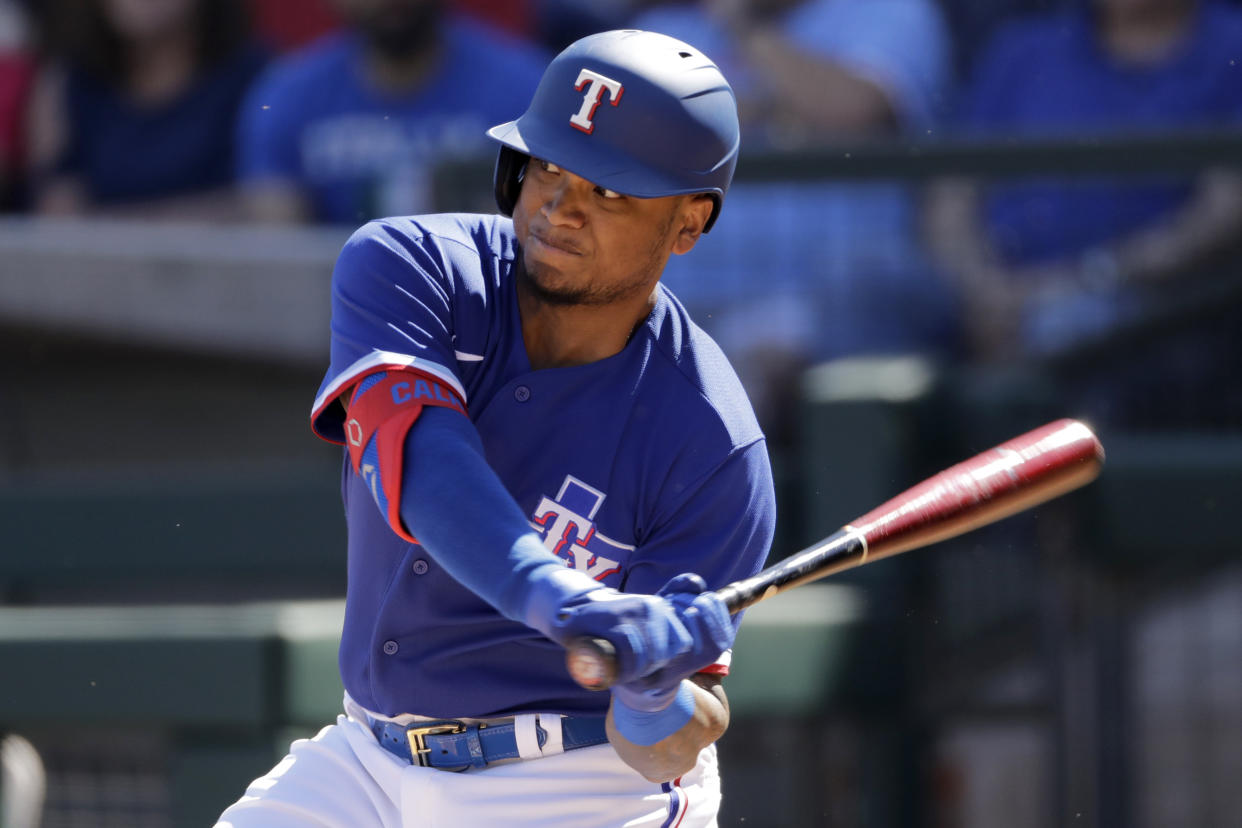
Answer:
[{"left": 405, "top": 721, "right": 467, "bottom": 768}]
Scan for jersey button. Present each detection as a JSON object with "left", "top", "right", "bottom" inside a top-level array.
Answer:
[
  {"left": 382, "top": 640, "right": 399, "bottom": 655},
  {"left": 411, "top": 558, "right": 429, "bottom": 575},
  {"left": 514, "top": 385, "right": 531, "bottom": 402}
]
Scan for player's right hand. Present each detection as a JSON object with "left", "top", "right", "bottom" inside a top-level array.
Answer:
[
  {"left": 550, "top": 589, "right": 692, "bottom": 685},
  {"left": 550, "top": 573, "right": 732, "bottom": 687}
]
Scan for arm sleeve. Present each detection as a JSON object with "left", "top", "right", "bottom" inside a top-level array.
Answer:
[
  {"left": 397, "top": 406, "right": 577, "bottom": 623},
  {"left": 623, "top": 440, "right": 777, "bottom": 632}
]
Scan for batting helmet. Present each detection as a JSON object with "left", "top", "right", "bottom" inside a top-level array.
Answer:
[{"left": 486, "top": 29, "right": 740, "bottom": 232}]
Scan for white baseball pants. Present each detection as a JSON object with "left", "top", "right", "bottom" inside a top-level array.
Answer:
[{"left": 214, "top": 702, "right": 720, "bottom": 828}]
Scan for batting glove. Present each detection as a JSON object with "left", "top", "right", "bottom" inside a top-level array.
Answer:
[
  {"left": 623, "top": 573, "right": 734, "bottom": 692},
  {"left": 525, "top": 568, "right": 731, "bottom": 688}
]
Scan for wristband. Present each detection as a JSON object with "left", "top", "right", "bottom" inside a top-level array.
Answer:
[{"left": 611, "top": 680, "right": 696, "bottom": 746}]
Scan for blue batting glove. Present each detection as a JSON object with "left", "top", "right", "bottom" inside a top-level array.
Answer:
[
  {"left": 549, "top": 588, "right": 695, "bottom": 685},
  {"left": 526, "top": 569, "right": 733, "bottom": 689},
  {"left": 521, "top": 566, "right": 690, "bottom": 684},
  {"left": 619, "top": 573, "right": 735, "bottom": 692}
]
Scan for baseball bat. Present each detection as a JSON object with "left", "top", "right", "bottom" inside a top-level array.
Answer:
[{"left": 566, "top": 418, "right": 1104, "bottom": 691}]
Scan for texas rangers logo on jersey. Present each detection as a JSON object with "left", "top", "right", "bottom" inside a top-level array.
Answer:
[
  {"left": 569, "top": 69, "right": 623, "bottom": 134},
  {"left": 530, "top": 476, "right": 633, "bottom": 581}
]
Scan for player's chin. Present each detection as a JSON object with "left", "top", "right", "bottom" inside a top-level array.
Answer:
[
  {"left": 519, "top": 261, "right": 598, "bottom": 306},
  {"left": 524, "top": 272, "right": 590, "bottom": 306}
]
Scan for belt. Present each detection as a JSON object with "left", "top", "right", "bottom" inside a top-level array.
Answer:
[{"left": 368, "top": 714, "right": 608, "bottom": 771}]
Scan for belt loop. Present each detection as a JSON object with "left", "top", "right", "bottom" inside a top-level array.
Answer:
[
  {"left": 538, "top": 713, "right": 565, "bottom": 757},
  {"left": 513, "top": 714, "right": 543, "bottom": 760},
  {"left": 464, "top": 724, "right": 487, "bottom": 769}
]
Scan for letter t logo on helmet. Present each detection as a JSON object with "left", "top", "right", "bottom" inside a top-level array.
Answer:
[{"left": 569, "top": 69, "right": 624, "bottom": 134}]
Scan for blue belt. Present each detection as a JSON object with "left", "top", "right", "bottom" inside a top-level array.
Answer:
[{"left": 368, "top": 715, "right": 608, "bottom": 771}]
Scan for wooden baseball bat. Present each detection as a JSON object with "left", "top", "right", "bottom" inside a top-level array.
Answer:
[{"left": 566, "top": 418, "right": 1105, "bottom": 691}]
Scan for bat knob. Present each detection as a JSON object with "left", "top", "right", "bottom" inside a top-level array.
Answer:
[{"left": 566, "top": 637, "right": 618, "bottom": 690}]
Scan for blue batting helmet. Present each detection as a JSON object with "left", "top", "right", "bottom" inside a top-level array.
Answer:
[{"left": 486, "top": 29, "right": 740, "bottom": 232}]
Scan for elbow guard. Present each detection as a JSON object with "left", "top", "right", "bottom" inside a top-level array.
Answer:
[{"left": 343, "top": 369, "right": 467, "bottom": 541}]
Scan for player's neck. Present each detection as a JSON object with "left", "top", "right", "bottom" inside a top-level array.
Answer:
[{"left": 517, "top": 283, "right": 655, "bottom": 370}]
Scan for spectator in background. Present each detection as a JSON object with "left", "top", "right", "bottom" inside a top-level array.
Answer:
[
  {"left": 925, "top": 0, "right": 1242, "bottom": 424},
  {"left": 236, "top": 0, "right": 547, "bottom": 226},
  {"left": 25, "top": 0, "right": 267, "bottom": 219},
  {"left": 628, "top": 0, "right": 957, "bottom": 440}
]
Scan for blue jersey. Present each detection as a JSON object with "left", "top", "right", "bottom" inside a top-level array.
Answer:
[{"left": 310, "top": 214, "right": 777, "bottom": 719}]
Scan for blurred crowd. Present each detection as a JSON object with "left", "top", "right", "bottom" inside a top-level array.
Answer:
[{"left": 2, "top": 0, "right": 1241, "bottom": 434}]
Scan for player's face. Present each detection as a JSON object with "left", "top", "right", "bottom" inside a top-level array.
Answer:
[{"left": 512, "top": 158, "right": 712, "bottom": 307}]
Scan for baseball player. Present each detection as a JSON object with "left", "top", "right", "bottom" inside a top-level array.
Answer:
[{"left": 216, "top": 29, "right": 775, "bottom": 828}]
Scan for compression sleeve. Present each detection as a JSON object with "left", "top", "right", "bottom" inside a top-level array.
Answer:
[{"left": 398, "top": 406, "right": 600, "bottom": 625}]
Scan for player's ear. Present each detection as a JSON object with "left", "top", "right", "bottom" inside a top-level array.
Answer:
[{"left": 671, "top": 195, "right": 714, "bottom": 255}]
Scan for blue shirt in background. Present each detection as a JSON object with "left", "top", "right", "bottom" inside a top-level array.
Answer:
[{"left": 237, "top": 18, "right": 547, "bottom": 225}]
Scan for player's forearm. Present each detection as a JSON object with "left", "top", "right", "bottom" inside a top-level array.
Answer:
[
  {"left": 605, "top": 676, "right": 730, "bottom": 784},
  {"left": 397, "top": 407, "right": 593, "bottom": 623}
]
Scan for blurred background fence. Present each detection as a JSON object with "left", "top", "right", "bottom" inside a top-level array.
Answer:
[{"left": 3, "top": 0, "right": 1242, "bottom": 825}]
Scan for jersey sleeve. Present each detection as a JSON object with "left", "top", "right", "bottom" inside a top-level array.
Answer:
[
  {"left": 311, "top": 219, "right": 468, "bottom": 444},
  {"left": 621, "top": 439, "right": 777, "bottom": 671}
]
